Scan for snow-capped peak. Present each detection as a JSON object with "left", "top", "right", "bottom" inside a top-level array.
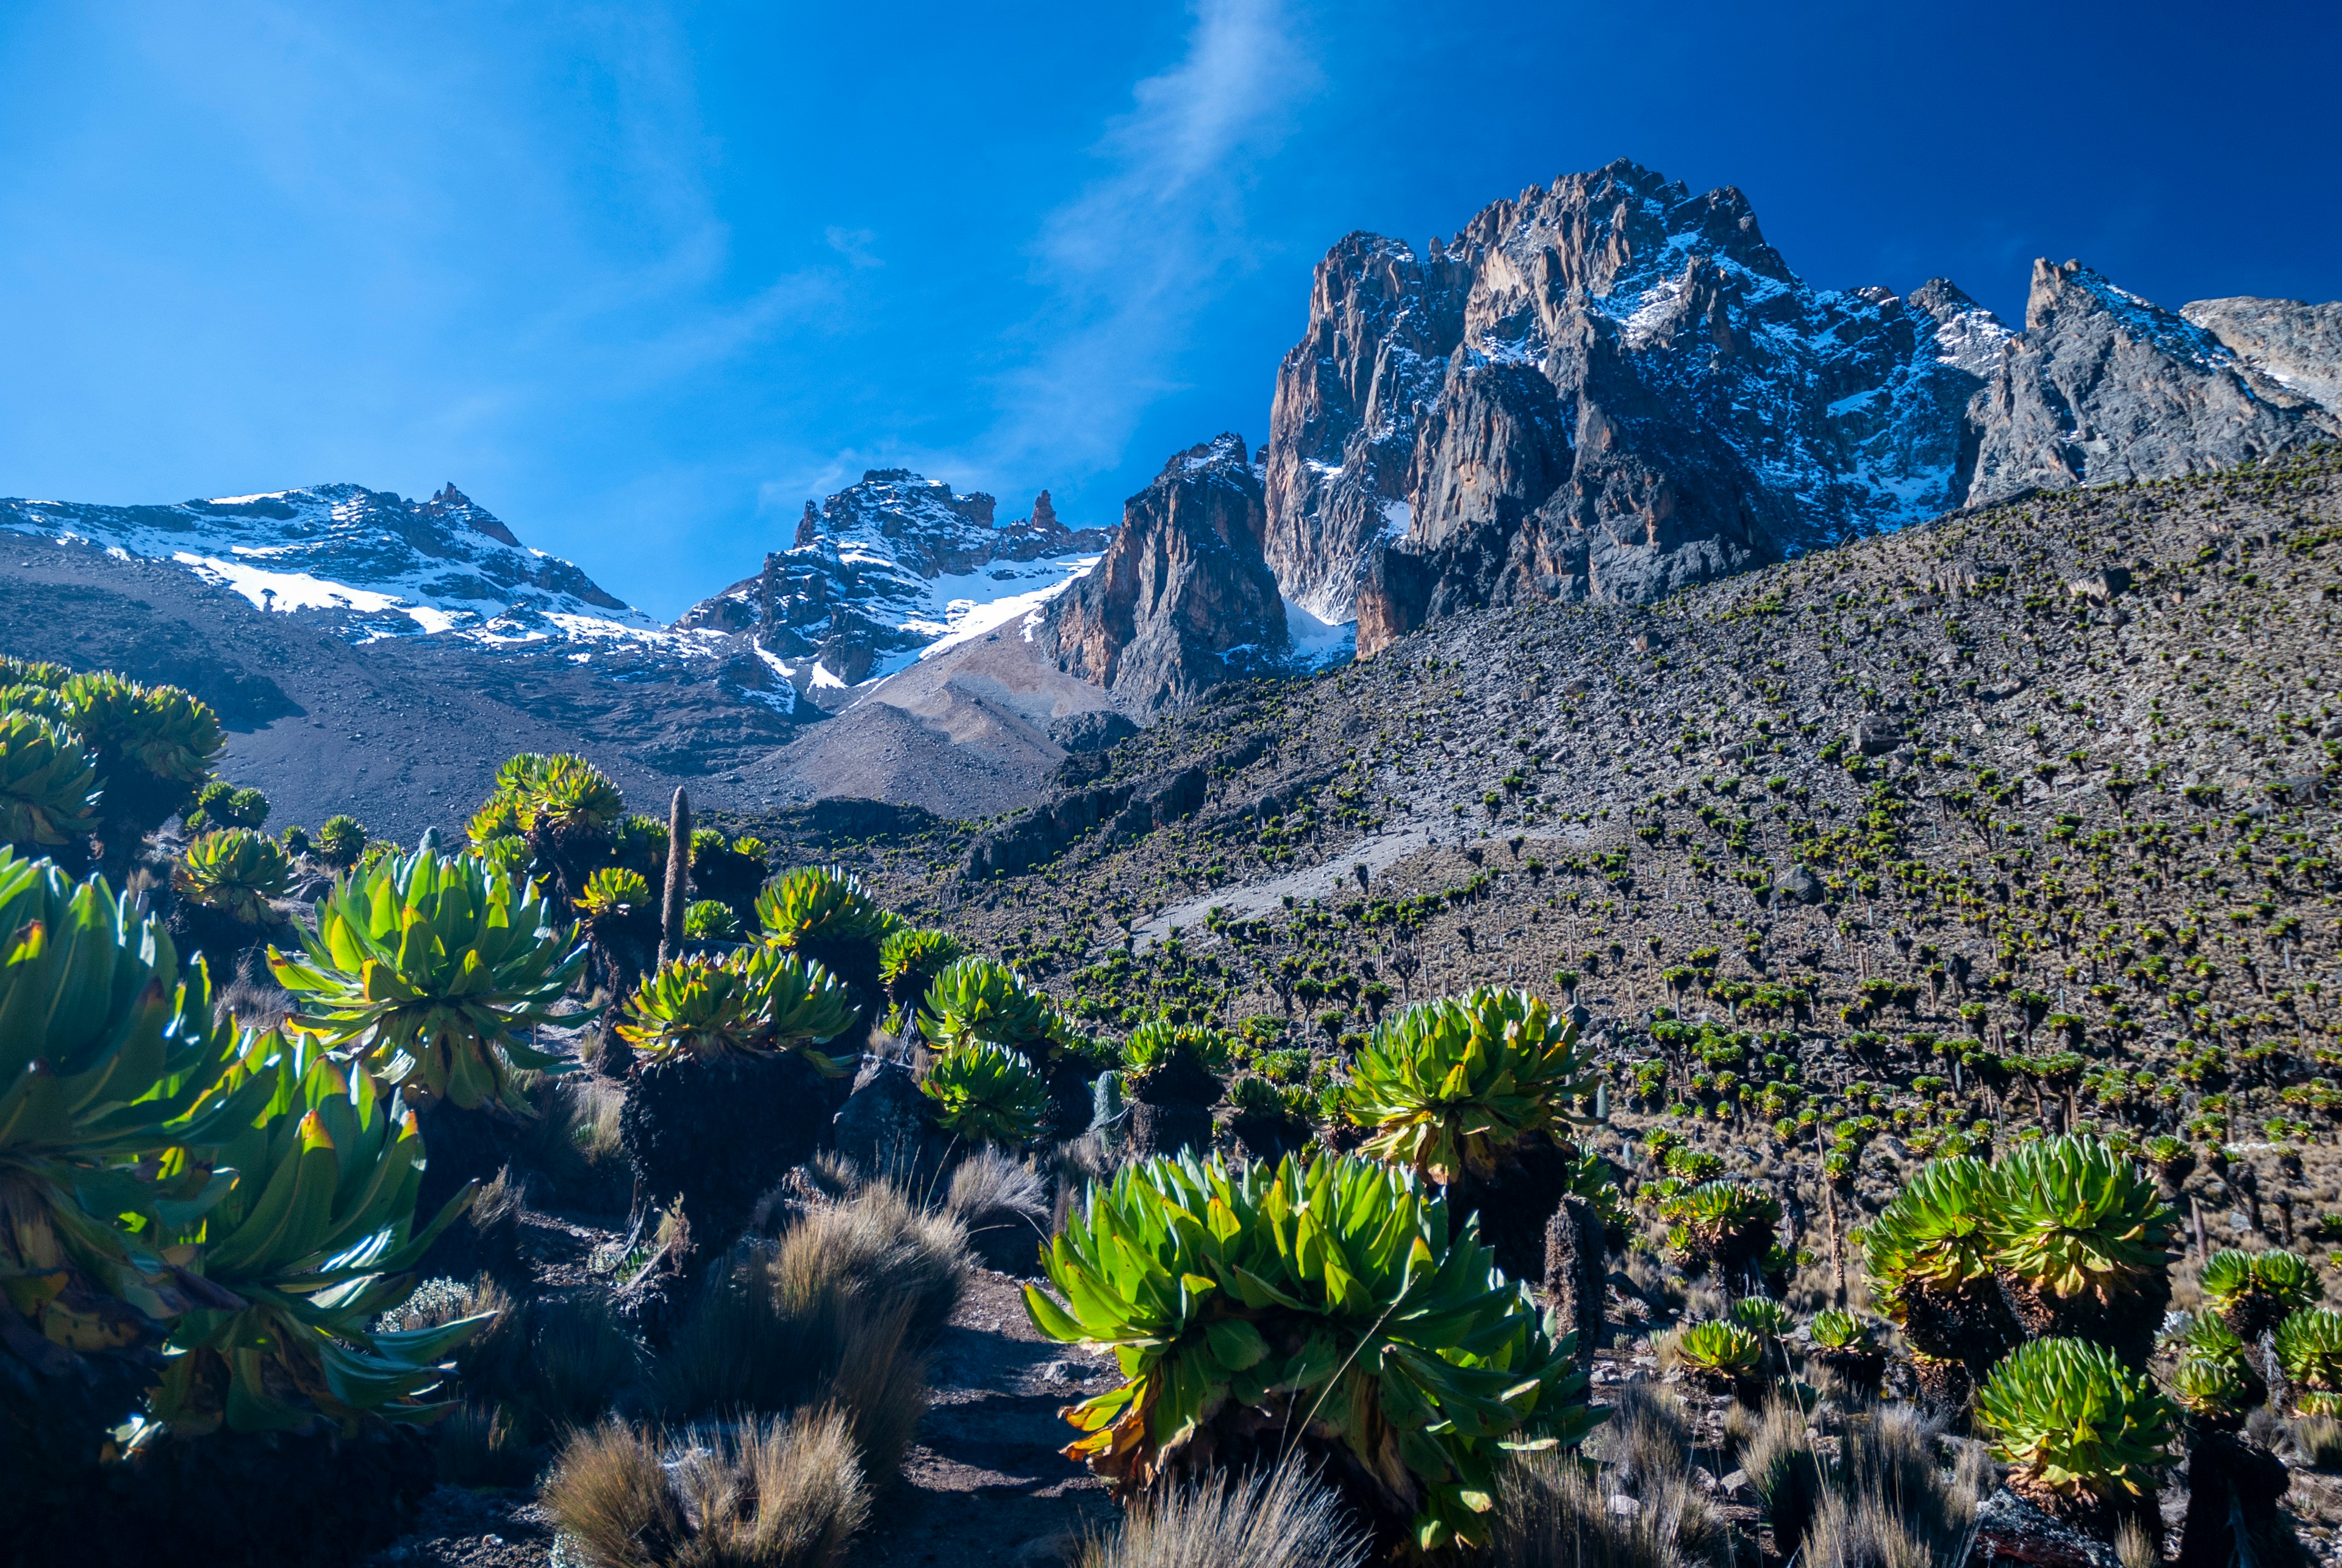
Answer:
[{"left": 0, "top": 481, "right": 661, "bottom": 648}]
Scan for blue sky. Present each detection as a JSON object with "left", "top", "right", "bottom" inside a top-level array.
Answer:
[{"left": 2, "top": 1, "right": 2337, "bottom": 620}]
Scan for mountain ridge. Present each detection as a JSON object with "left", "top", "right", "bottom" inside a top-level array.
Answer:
[{"left": 1260, "top": 158, "right": 2342, "bottom": 656}]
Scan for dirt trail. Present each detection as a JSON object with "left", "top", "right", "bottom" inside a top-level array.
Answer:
[
  {"left": 860, "top": 1269, "right": 1114, "bottom": 1567},
  {"left": 370, "top": 1261, "right": 1108, "bottom": 1568}
]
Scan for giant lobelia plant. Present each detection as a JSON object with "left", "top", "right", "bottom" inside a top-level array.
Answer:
[
  {"left": 269, "top": 846, "right": 587, "bottom": 1112},
  {"left": 145, "top": 1031, "right": 489, "bottom": 1436},
  {"left": 1023, "top": 1150, "right": 1596, "bottom": 1556},
  {"left": 1341, "top": 987, "right": 1588, "bottom": 1186}
]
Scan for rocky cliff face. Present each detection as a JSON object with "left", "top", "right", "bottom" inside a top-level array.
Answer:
[
  {"left": 678, "top": 471, "right": 1109, "bottom": 690},
  {"left": 1961, "top": 263, "right": 2342, "bottom": 503},
  {"left": 1033, "top": 434, "right": 1291, "bottom": 715},
  {"left": 1270, "top": 160, "right": 2342, "bottom": 656},
  {"left": 1269, "top": 160, "right": 2013, "bottom": 647},
  {"left": 2182, "top": 296, "right": 2342, "bottom": 413}
]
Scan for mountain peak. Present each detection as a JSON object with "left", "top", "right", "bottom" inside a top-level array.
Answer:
[
  {"left": 1, "top": 481, "right": 643, "bottom": 642},
  {"left": 677, "top": 467, "right": 1111, "bottom": 690}
]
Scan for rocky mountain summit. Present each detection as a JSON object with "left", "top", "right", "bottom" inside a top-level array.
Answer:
[
  {"left": 1261, "top": 158, "right": 2342, "bottom": 655},
  {"left": 678, "top": 471, "right": 1109, "bottom": 692},
  {"left": 1964, "top": 262, "right": 2342, "bottom": 503},
  {"left": 1033, "top": 434, "right": 1295, "bottom": 715},
  {"left": 0, "top": 482, "right": 653, "bottom": 643}
]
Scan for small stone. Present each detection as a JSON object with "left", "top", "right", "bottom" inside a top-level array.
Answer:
[{"left": 1607, "top": 1494, "right": 1642, "bottom": 1518}]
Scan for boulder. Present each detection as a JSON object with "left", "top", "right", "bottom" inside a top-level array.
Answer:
[
  {"left": 1775, "top": 864, "right": 1825, "bottom": 905},
  {"left": 832, "top": 1058, "right": 939, "bottom": 1181},
  {"left": 2066, "top": 566, "right": 2133, "bottom": 603},
  {"left": 1853, "top": 716, "right": 1900, "bottom": 756}
]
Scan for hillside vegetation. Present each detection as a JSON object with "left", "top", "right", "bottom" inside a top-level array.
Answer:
[{"left": 845, "top": 450, "right": 2342, "bottom": 1226}]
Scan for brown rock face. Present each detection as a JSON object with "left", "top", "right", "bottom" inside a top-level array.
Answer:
[
  {"left": 1034, "top": 434, "right": 1289, "bottom": 714},
  {"left": 1961, "top": 262, "right": 2342, "bottom": 505},
  {"left": 1275, "top": 159, "right": 2342, "bottom": 657},
  {"left": 1264, "top": 159, "right": 2013, "bottom": 651}
]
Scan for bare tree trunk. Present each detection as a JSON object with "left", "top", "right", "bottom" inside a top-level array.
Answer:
[{"left": 661, "top": 786, "right": 692, "bottom": 966}]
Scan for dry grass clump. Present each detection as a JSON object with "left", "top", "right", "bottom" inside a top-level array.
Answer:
[
  {"left": 1648, "top": 1327, "right": 1683, "bottom": 1378},
  {"left": 543, "top": 1409, "right": 869, "bottom": 1568},
  {"left": 1494, "top": 1448, "right": 1728, "bottom": 1568},
  {"left": 2112, "top": 1517, "right": 2159, "bottom": 1568},
  {"left": 393, "top": 1276, "right": 644, "bottom": 1486},
  {"left": 528, "top": 1287, "right": 648, "bottom": 1430},
  {"left": 1739, "top": 1398, "right": 1825, "bottom": 1555},
  {"left": 1078, "top": 1460, "right": 1367, "bottom": 1568},
  {"left": 1500, "top": 1383, "right": 1730, "bottom": 1568},
  {"left": 1797, "top": 1406, "right": 1985, "bottom": 1568},
  {"left": 946, "top": 1148, "right": 1049, "bottom": 1226},
  {"left": 656, "top": 1181, "right": 959, "bottom": 1476},
  {"left": 2290, "top": 1415, "right": 2342, "bottom": 1472},
  {"left": 773, "top": 1179, "right": 970, "bottom": 1344},
  {"left": 433, "top": 1399, "right": 539, "bottom": 1487},
  {"left": 1589, "top": 1384, "right": 1707, "bottom": 1492}
]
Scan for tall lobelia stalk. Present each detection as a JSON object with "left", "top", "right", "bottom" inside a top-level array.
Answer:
[{"left": 661, "top": 787, "right": 690, "bottom": 967}]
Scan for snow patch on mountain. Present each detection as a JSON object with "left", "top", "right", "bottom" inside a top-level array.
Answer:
[
  {"left": 0, "top": 482, "right": 681, "bottom": 653},
  {"left": 680, "top": 469, "right": 1112, "bottom": 692}
]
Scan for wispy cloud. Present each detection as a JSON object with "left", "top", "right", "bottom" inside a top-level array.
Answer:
[
  {"left": 825, "top": 226, "right": 884, "bottom": 269},
  {"left": 976, "top": 0, "right": 1319, "bottom": 482}
]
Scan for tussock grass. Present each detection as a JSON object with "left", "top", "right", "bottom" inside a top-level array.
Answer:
[
  {"left": 1589, "top": 1384, "right": 1699, "bottom": 1485},
  {"left": 434, "top": 1400, "right": 540, "bottom": 1487},
  {"left": 402, "top": 1277, "right": 642, "bottom": 1445},
  {"left": 1494, "top": 1448, "right": 1728, "bottom": 1568},
  {"left": 1796, "top": 1406, "right": 1985, "bottom": 1568},
  {"left": 2291, "top": 1415, "right": 2342, "bottom": 1471},
  {"left": 543, "top": 1409, "right": 870, "bottom": 1568},
  {"left": 945, "top": 1148, "right": 1048, "bottom": 1228},
  {"left": 656, "top": 1181, "right": 957, "bottom": 1477},
  {"left": 773, "top": 1180, "right": 970, "bottom": 1345},
  {"left": 1079, "top": 1460, "right": 1367, "bottom": 1568},
  {"left": 528, "top": 1288, "right": 648, "bottom": 1431},
  {"left": 2113, "top": 1518, "right": 2158, "bottom": 1568},
  {"left": 1739, "top": 1398, "right": 1825, "bottom": 1555}
]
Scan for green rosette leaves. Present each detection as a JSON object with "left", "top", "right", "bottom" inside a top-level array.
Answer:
[
  {"left": 268, "top": 847, "right": 588, "bottom": 1111},
  {"left": 617, "top": 944, "right": 857, "bottom": 1072},
  {"left": 173, "top": 828, "right": 293, "bottom": 925},
  {"left": 756, "top": 864, "right": 898, "bottom": 950},
  {"left": 921, "top": 1040, "right": 1048, "bottom": 1147},
  {"left": 1975, "top": 1338, "right": 2174, "bottom": 1507},
  {"left": 149, "top": 1032, "right": 488, "bottom": 1436},
  {"left": 1987, "top": 1136, "right": 2176, "bottom": 1302},
  {"left": 1022, "top": 1150, "right": 1595, "bottom": 1555},
  {"left": 1342, "top": 987, "right": 1586, "bottom": 1183}
]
